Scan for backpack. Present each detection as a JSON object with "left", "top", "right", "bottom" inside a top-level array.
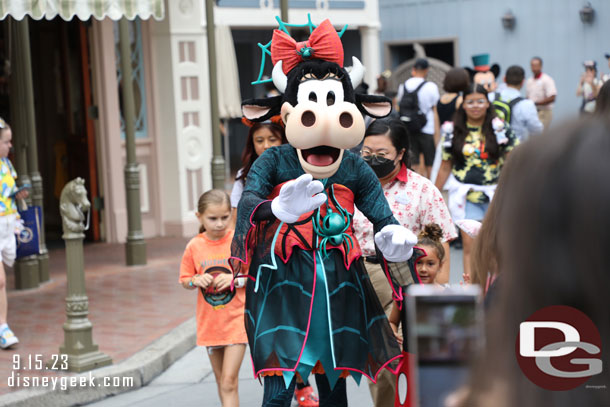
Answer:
[
  {"left": 398, "top": 81, "right": 428, "bottom": 133},
  {"left": 493, "top": 96, "right": 523, "bottom": 124}
]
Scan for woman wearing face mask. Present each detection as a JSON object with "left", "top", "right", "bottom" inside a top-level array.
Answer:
[
  {"left": 435, "top": 83, "right": 519, "bottom": 279},
  {"left": 352, "top": 118, "right": 457, "bottom": 407}
]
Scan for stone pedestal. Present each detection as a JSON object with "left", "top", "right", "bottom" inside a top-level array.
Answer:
[{"left": 58, "top": 178, "right": 112, "bottom": 372}]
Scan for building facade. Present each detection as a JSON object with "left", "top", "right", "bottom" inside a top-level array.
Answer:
[
  {"left": 379, "top": 0, "right": 610, "bottom": 119},
  {"left": 1, "top": 0, "right": 383, "bottom": 248}
]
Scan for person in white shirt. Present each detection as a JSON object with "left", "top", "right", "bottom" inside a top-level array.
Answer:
[
  {"left": 577, "top": 60, "right": 602, "bottom": 114},
  {"left": 395, "top": 58, "right": 440, "bottom": 179},
  {"left": 526, "top": 57, "right": 557, "bottom": 130},
  {"left": 498, "top": 65, "right": 543, "bottom": 141}
]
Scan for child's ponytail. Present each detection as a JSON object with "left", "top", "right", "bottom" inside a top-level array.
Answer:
[{"left": 417, "top": 223, "right": 446, "bottom": 262}]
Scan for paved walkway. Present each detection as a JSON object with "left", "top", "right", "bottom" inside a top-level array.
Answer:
[
  {"left": 86, "top": 346, "right": 374, "bottom": 407},
  {"left": 1, "top": 236, "right": 193, "bottom": 397},
  {"left": 84, "top": 247, "right": 466, "bottom": 407},
  {"left": 0, "top": 235, "right": 464, "bottom": 406}
]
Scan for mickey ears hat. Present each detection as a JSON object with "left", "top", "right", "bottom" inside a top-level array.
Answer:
[
  {"left": 472, "top": 54, "right": 491, "bottom": 71},
  {"left": 471, "top": 53, "right": 500, "bottom": 78}
]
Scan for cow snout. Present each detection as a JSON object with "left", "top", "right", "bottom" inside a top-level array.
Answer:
[
  {"left": 281, "top": 101, "right": 365, "bottom": 150},
  {"left": 282, "top": 101, "right": 325, "bottom": 149},
  {"left": 326, "top": 102, "right": 365, "bottom": 148}
]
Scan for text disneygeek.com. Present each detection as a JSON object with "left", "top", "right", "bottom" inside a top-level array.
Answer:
[
  {"left": 8, "top": 354, "right": 134, "bottom": 391},
  {"left": 8, "top": 371, "right": 134, "bottom": 391}
]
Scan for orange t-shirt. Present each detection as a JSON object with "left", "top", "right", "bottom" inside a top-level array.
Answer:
[{"left": 179, "top": 230, "right": 247, "bottom": 347}]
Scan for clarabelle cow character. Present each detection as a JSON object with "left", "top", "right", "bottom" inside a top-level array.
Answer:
[{"left": 230, "top": 19, "right": 418, "bottom": 406}]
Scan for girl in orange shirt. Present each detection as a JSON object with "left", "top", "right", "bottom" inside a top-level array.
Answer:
[{"left": 179, "top": 190, "right": 247, "bottom": 407}]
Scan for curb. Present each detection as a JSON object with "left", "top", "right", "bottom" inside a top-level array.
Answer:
[{"left": 0, "top": 317, "right": 196, "bottom": 407}]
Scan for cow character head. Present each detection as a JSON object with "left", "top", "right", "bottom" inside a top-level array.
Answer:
[{"left": 242, "top": 20, "right": 392, "bottom": 179}]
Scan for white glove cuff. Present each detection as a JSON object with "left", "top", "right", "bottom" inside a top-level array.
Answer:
[
  {"left": 233, "top": 277, "right": 246, "bottom": 289},
  {"left": 385, "top": 247, "right": 414, "bottom": 263},
  {"left": 271, "top": 198, "right": 299, "bottom": 224}
]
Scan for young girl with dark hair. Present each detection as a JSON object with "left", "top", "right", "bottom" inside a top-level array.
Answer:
[
  {"left": 230, "top": 121, "right": 287, "bottom": 221},
  {"left": 387, "top": 223, "right": 447, "bottom": 341},
  {"left": 434, "top": 83, "right": 518, "bottom": 278},
  {"left": 412, "top": 223, "right": 446, "bottom": 285}
]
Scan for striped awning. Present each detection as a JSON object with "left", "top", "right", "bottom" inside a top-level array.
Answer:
[{"left": 0, "top": 0, "right": 164, "bottom": 21}]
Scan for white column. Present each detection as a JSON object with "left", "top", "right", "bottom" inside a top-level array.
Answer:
[
  {"left": 90, "top": 19, "right": 128, "bottom": 243},
  {"left": 360, "top": 24, "right": 381, "bottom": 93},
  {"left": 148, "top": 0, "right": 213, "bottom": 237}
]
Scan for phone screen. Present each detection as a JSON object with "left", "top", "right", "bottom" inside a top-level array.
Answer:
[{"left": 406, "top": 286, "right": 483, "bottom": 407}]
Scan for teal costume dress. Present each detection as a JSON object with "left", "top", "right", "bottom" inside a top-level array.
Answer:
[{"left": 230, "top": 144, "right": 404, "bottom": 389}]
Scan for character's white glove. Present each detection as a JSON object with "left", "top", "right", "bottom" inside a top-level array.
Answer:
[
  {"left": 374, "top": 224, "right": 417, "bottom": 262},
  {"left": 271, "top": 173, "right": 326, "bottom": 223}
]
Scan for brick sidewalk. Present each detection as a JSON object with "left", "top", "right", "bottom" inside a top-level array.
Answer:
[{"left": 1, "top": 236, "right": 194, "bottom": 395}]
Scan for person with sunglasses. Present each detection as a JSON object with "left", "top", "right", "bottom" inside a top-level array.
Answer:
[{"left": 434, "top": 84, "right": 518, "bottom": 278}]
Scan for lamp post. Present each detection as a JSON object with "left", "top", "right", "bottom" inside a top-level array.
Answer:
[
  {"left": 9, "top": 17, "right": 38, "bottom": 289},
  {"left": 205, "top": 0, "right": 226, "bottom": 190},
  {"left": 280, "top": 0, "right": 288, "bottom": 23},
  {"left": 18, "top": 16, "right": 50, "bottom": 282},
  {"left": 118, "top": 18, "right": 146, "bottom": 265}
]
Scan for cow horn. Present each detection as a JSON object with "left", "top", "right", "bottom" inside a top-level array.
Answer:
[
  {"left": 272, "top": 61, "right": 287, "bottom": 94},
  {"left": 348, "top": 57, "right": 365, "bottom": 89}
]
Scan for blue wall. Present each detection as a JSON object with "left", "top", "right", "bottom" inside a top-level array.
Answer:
[{"left": 379, "top": 0, "right": 610, "bottom": 119}]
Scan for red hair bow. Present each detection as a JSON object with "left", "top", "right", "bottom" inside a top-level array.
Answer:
[{"left": 271, "top": 19, "right": 344, "bottom": 75}]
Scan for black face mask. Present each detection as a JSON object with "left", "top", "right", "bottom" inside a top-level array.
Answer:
[{"left": 363, "top": 155, "right": 397, "bottom": 178}]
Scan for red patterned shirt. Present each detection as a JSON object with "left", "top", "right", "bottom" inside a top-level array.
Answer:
[{"left": 353, "top": 164, "right": 457, "bottom": 257}]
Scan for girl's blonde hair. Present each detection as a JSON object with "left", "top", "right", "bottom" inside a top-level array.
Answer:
[
  {"left": 417, "top": 223, "right": 445, "bottom": 262},
  {"left": 197, "top": 189, "right": 230, "bottom": 233}
]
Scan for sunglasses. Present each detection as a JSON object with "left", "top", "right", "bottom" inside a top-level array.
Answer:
[{"left": 463, "top": 99, "right": 488, "bottom": 107}]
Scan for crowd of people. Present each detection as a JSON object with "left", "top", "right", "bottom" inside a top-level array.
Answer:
[{"left": 177, "top": 51, "right": 610, "bottom": 407}]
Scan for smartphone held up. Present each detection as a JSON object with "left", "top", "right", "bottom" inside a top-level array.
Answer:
[{"left": 394, "top": 285, "right": 484, "bottom": 407}]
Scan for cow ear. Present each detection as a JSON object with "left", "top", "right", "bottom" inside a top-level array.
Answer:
[
  {"left": 241, "top": 96, "right": 283, "bottom": 122},
  {"left": 356, "top": 94, "right": 392, "bottom": 118}
]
